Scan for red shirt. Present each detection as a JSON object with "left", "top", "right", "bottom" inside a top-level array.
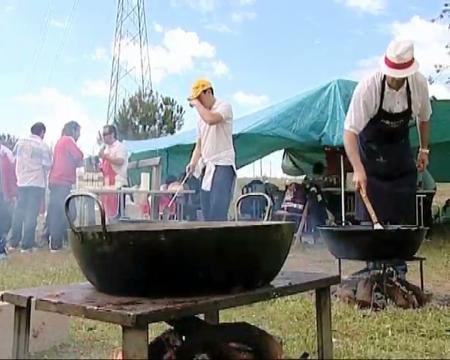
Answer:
[{"left": 49, "top": 136, "right": 84, "bottom": 185}]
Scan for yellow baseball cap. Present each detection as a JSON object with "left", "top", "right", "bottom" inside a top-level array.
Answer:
[{"left": 188, "top": 79, "right": 212, "bottom": 100}]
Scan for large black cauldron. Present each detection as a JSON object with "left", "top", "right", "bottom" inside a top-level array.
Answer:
[
  {"left": 317, "top": 224, "right": 427, "bottom": 261},
  {"left": 65, "top": 193, "right": 295, "bottom": 297}
]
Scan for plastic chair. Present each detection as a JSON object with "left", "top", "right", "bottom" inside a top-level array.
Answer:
[{"left": 235, "top": 193, "right": 273, "bottom": 221}]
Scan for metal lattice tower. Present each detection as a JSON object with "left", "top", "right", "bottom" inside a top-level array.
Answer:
[{"left": 107, "top": 0, "right": 152, "bottom": 124}]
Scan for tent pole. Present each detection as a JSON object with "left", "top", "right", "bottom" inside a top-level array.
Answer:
[{"left": 340, "top": 154, "right": 345, "bottom": 225}]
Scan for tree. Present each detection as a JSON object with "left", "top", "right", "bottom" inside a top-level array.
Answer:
[
  {"left": 98, "top": 89, "right": 185, "bottom": 143},
  {"left": 429, "top": 2, "right": 450, "bottom": 86},
  {"left": 0, "top": 133, "right": 18, "bottom": 150}
]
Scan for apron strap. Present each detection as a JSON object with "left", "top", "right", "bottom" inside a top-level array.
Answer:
[
  {"left": 406, "top": 78, "right": 412, "bottom": 111},
  {"left": 377, "top": 75, "right": 387, "bottom": 114}
]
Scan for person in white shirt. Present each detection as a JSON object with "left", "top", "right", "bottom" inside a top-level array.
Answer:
[
  {"left": 186, "top": 79, "right": 236, "bottom": 221},
  {"left": 9, "top": 122, "right": 52, "bottom": 252},
  {"left": 99, "top": 125, "right": 128, "bottom": 186},
  {"left": 343, "top": 39, "right": 432, "bottom": 278},
  {"left": 99, "top": 125, "right": 129, "bottom": 218}
]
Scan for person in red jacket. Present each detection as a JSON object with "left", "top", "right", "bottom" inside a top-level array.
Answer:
[{"left": 47, "top": 121, "right": 83, "bottom": 251}]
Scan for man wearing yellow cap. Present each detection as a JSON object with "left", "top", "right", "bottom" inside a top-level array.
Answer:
[{"left": 186, "top": 79, "right": 236, "bottom": 221}]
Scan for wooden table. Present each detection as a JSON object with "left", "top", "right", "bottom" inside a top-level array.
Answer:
[{"left": 1, "top": 271, "right": 340, "bottom": 359}]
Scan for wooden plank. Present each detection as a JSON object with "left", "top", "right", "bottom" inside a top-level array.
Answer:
[
  {"left": 36, "top": 298, "right": 136, "bottom": 327},
  {"left": 149, "top": 194, "right": 158, "bottom": 220},
  {"left": 1, "top": 284, "right": 72, "bottom": 305},
  {"left": 151, "top": 166, "right": 161, "bottom": 190},
  {"left": 12, "top": 301, "right": 31, "bottom": 359},
  {"left": 27, "top": 272, "right": 340, "bottom": 327},
  {"left": 122, "top": 326, "right": 148, "bottom": 359},
  {"left": 204, "top": 310, "right": 219, "bottom": 324},
  {"left": 1, "top": 293, "right": 30, "bottom": 308},
  {"left": 295, "top": 200, "right": 309, "bottom": 244},
  {"left": 127, "top": 157, "right": 161, "bottom": 169},
  {"left": 315, "top": 287, "right": 333, "bottom": 360}
]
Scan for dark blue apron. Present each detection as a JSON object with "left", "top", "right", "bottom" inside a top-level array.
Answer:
[{"left": 355, "top": 76, "right": 417, "bottom": 225}]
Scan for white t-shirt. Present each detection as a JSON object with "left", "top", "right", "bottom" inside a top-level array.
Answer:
[
  {"left": 197, "top": 99, "right": 236, "bottom": 191},
  {"left": 14, "top": 135, "right": 52, "bottom": 188},
  {"left": 197, "top": 99, "right": 235, "bottom": 166},
  {"left": 344, "top": 71, "right": 432, "bottom": 135},
  {"left": 104, "top": 140, "right": 128, "bottom": 185}
]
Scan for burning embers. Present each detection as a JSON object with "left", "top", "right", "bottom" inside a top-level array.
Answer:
[
  {"left": 113, "top": 316, "right": 288, "bottom": 359},
  {"left": 334, "top": 268, "right": 432, "bottom": 310}
]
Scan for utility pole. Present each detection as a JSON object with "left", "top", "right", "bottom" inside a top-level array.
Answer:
[{"left": 107, "top": 0, "right": 152, "bottom": 124}]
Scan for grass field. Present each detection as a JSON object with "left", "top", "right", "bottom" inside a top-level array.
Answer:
[
  {"left": 1, "top": 233, "right": 449, "bottom": 359},
  {"left": 0, "top": 178, "right": 449, "bottom": 359}
]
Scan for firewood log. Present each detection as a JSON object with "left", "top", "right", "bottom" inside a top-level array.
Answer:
[
  {"left": 356, "top": 278, "right": 373, "bottom": 308},
  {"left": 175, "top": 339, "right": 249, "bottom": 359},
  {"left": 385, "top": 278, "right": 412, "bottom": 309},
  {"left": 335, "top": 284, "right": 356, "bottom": 305},
  {"left": 398, "top": 279, "right": 431, "bottom": 307},
  {"left": 148, "top": 329, "right": 182, "bottom": 359},
  {"left": 167, "top": 316, "right": 283, "bottom": 359}
]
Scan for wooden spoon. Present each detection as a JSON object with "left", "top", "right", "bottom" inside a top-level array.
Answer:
[{"left": 359, "top": 189, "right": 384, "bottom": 230}]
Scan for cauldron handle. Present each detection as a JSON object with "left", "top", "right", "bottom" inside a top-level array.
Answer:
[
  {"left": 235, "top": 192, "right": 273, "bottom": 221},
  {"left": 64, "top": 192, "right": 107, "bottom": 238}
]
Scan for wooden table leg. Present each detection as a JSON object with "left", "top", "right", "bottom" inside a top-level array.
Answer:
[
  {"left": 315, "top": 287, "right": 333, "bottom": 359},
  {"left": 204, "top": 310, "right": 219, "bottom": 324},
  {"left": 12, "top": 300, "right": 31, "bottom": 359},
  {"left": 122, "top": 325, "right": 148, "bottom": 359}
]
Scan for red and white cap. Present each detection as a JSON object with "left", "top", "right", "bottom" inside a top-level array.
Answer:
[{"left": 380, "top": 39, "right": 419, "bottom": 78}]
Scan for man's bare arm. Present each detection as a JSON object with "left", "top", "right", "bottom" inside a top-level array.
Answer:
[
  {"left": 192, "top": 102, "right": 223, "bottom": 125},
  {"left": 418, "top": 120, "right": 429, "bottom": 150},
  {"left": 343, "top": 130, "right": 367, "bottom": 192},
  {"left": 188, "top": 137, "right": 202, "bottom": 171}
]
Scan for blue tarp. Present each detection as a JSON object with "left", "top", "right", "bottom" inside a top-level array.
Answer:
[
  {"left": 125, "top": 78, "right": 450, "bottom": 182},
  {"left": 126, "top": 79, "right": 358, "bottom": 180}
]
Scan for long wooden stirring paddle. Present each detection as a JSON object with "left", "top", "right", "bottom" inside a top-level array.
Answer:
[{"left": 359, "top": 188, "right": 384, "bottom": 230}]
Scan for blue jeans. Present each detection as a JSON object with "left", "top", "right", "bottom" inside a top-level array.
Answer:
[
  {"left": 0, "top": 193, "right": 12, "bottom": 254},
  {"left": 10, "top": 186, "right": 45, "bottom": 250},
  {"left": 47, "top": 184, "right": 73, "bottom": 250},
  {"left": 200, "top": 165, "right": 236, "bottom": 221}
]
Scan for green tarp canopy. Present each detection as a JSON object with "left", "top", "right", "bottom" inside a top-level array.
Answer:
[{"left": 125, "top": 79, "right": 450, "bottom": 183}]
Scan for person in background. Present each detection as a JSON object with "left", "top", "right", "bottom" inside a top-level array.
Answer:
[
  {"left": 99, "top": 125, "right": 128, "bottom": 219},
  {"left": 46, "top": 121, "right": 83, "bottom": 252},
  {"left": 0, "top": 142, "right": 16, "bottom": 260},
  {"left": 9, "top": 122, "right": 52, "bottom": 253},
  {"left": 186, "top": 79, "right": 236, "bottom": 221},
  {"left": 308, "top": 161, "right": 328, "bottom": 241},
  {"left": 160, "top": 175, "right": 178, "bottom": 191}
]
